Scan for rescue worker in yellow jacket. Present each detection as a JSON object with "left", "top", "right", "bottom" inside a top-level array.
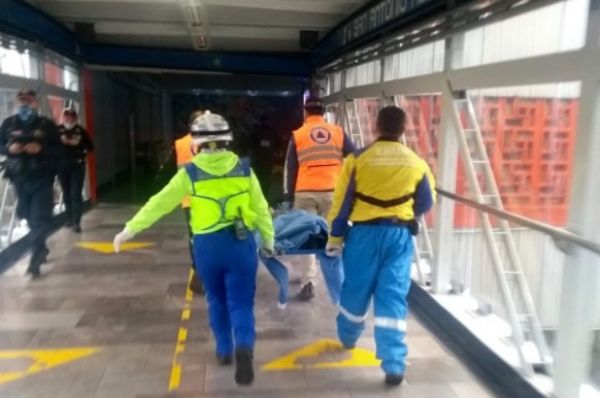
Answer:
[
  {"left": 283, "top": 96, "right": 355, "bottom": 300},
  {"left": 175, "top": 110, "right": 204, "bottom": 294},
  {"left": 113, "top": 111, "right": 274, "bottom": 386},
  {"left": 326, "top": 106, "right": 435, "bottom": 386}
]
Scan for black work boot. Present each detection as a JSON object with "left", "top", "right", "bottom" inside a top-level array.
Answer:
[
  {"left": 385, "top": 374, "right": 404, "bottom": 386},
  {"left": 234, "top": 348, "right": 254, "bottom": 386},
  {"left": 26, "top": 250, "right": 44, "bottom": 278},
  {"left": 298, "top": 282, "right": 314, "bottom": 301},
  {"left": 189, "top": 274, "right": 204, "bottom": 295}
]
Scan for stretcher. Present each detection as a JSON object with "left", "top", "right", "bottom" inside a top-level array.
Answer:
[{"left": 259, "top": 248, "right": 344, "bottom": 308}]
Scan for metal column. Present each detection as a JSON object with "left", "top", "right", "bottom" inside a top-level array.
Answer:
[
  {"left": 555, "top": 1, "right": 600, "bottom": 396},
  {"left": 431, "top": 34, "right": 464, "bottom": 294}
]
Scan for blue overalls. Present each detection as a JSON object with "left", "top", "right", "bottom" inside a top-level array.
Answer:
[{"left": 185, "top": 159, "right": 258, "bottom": 357}]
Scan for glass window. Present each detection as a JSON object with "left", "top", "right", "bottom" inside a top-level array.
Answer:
[
  {"left": 460, "top": 0, "right": 588, "bottom": 68},
  {"left": 345, "top": 60, "right": 381, "bottom": 88},
  {"left": 384, "top": 40, "right": 445, "bottom": 80},
  {"left": 44, "top": 61, "right": 64, "bottom": 87},
  {"left": 64, "top": 67, "right": 80, "bottom": 92},
  {"left": 0, "top": 47, "right": 32, "bottom": 79},
  {"left": 464, "top": 82, "right": 580, "bottom": 227}
]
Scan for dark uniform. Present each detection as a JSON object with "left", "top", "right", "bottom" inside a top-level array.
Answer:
[
  {"left": 0, "top": 113, "right": 62, "bottom": 275},
  {"left": 57, "top": 124, "right": 93, "bottom": 230}
]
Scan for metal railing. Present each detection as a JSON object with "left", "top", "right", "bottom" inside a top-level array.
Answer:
[{"left": 437, "top": 188, "right": 600, "bottom": 256}]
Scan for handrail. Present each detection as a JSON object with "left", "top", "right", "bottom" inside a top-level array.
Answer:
[{"left": 437, "top": 188, "right": 600, "bottom": 256}]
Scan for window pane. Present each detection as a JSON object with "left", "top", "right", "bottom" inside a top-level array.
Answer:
[
  {"left": 384, "top": 40, "right": 445, "bottom": 80},
  {"left": 460, "top": 0, "right": 588, "bottom": 68},
  {"left": 45, "top": 62, "right": 64, "bottom": 87},
  {"left": 0, "top": 47, "right": 32, "bottom": 78},
  {"left": 465, "top": 82, "right": 580, "bottom": 227}
]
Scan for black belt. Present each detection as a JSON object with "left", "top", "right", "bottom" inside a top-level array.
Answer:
[
  {"left": 355, "top": 191, "right": 413, "bottom": 208},
  {"left": 353, "top": 217, "right": 412, "bottom": 226},
  {"left": 353, "top": 217, "right": 419, "bottom": 236}
]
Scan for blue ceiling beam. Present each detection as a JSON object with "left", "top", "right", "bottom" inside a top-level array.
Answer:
[
  {"left": 0, "top": 0, "right": 79, "bottom": 57},
  {"left": 83, "top": 44, "right": 309, "bottom": 76}
]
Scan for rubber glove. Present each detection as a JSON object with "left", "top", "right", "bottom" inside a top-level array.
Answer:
[
  {"left": 113, "top": 228, "right": 136, "bottom": 253},
  {"left": 325, "top": 241, "right": 343, "bottom": 257}
]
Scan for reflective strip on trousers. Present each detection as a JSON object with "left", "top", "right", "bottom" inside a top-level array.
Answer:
[
  {"left": 339, "top": 305, "right": 368, "bottom": 324},
  {"left": 374, "top": 317, "right": 407, "bottom": 332}
]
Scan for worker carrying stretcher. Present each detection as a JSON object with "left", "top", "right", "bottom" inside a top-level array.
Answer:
[
  {"left": 326, "top": 106, "right": 436, "bottom": 386},
  {"left": 113, "top": 111, "right": 274, "bottom": 386}
]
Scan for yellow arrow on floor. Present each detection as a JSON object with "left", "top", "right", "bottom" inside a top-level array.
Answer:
[
  {"left": 0, "top": 347, "right": 100, "bottom": 385},
  {"left": 75, "top": 242, "right": 154, "bottom": 254},
  {"left": 262, "top": 338, "right": 380, "bottom": 371}
]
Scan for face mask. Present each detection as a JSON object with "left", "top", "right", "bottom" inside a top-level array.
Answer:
[
  {"left": 17, "top": 105, "right": 37, "bottom": 123},
  {"left": 64, "top": 123, "right": 74, "bottom": 130}
]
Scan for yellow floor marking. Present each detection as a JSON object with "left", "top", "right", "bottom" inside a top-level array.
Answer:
[
  {"left": 262, "top": 339, "right": 380, "bottom": 371},
  {"left": 0, "top": 347, "right": 100, "bottom": 385},
  {"left": 76, "top": 241, "right": 154, "bottom": 254},
  {"left": 168, "top": 268, "right": 195, "bottom": 392}
]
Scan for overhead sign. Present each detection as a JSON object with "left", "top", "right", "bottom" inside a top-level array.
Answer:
[
  {"left": 343, "top": 0, "right": 433, "bottom": 45},
  {"left": 262, "top": 339, "right": 380, "bottom": 371},
  {"left": 0, "top": 347, "right": 100, "bottom": 385},
  {"left": 75, "top": 241, "right": 154, "bottom": 254}
]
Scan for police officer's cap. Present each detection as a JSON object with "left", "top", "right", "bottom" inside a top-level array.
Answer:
[
  {"left": 17, "top": 89, "right": 36, "bottom": 101},
  {"left": 63, "top": 108, "right": 77, "bottom": 117},
  {"left": 304, "top": 96, "right": 325, "bottom": 114}
]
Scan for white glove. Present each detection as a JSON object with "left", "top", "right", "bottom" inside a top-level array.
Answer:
[
  {"left": 113, "top": 228, "right": 136, "bottom": 253},
  {"left": 260, "top": 241, "right": 276, "bottom": 258},
  {"left": 326, "top": 242, "right": 343, "bottom": 257}
]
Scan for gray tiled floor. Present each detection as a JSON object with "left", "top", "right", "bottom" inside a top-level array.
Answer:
[{"left": 0, "top": 205, "right": 496, "bottom": 397}]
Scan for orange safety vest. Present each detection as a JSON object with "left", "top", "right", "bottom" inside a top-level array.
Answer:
[
  {"left": 175, "top": 133, "right": 196, "bottom": 207},
  {"left": 294, "top": 115, "right": 344, "bottom": 192}
]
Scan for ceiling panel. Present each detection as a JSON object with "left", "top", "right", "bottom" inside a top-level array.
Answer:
[{"left": 31, "top": 0, "right": 371, "bottom": 52}]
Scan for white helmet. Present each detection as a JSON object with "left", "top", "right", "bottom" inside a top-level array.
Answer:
[{"left": 190, "top": 110, "right": 233, "bottom": 145}]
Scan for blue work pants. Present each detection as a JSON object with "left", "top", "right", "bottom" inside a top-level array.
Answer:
[{"left": 337, "top": 225, "right": 413, "bottom": 376}]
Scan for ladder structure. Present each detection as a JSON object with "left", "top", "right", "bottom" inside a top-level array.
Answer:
[
  {"left": 394, "top": 96, "right": 436, "bottom": 286},
  {"left": 0, "top": 166, "right": 18, "bottom": 250},
  {"left": 343, "top": 100, "right": 365, "bottom": 148},
  {"left": 448, "top": 88, "right": 551, "bottom": 376}
]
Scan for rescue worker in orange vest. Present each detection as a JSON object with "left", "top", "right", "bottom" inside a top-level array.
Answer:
[
  {"left": 283, "top": 96, "right": 355, "bottom": 300},
  {"left": 175, "top": 110, "right": 205, "bottom": 294}
]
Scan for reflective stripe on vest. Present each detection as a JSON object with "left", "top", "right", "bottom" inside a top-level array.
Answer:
[
  {"left": 294, "top": 118, "right": 344, "bottom": 192},
  {"left": 184, "top": 158, "right": 251, "bottom": 231}
]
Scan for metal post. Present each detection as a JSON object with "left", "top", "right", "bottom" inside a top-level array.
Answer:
[
  {"left": 431, "top": 35, "right": 463, "bottom": 294},
  {"left": 555, "top": 1, "right": 600, "bottom": 396}
]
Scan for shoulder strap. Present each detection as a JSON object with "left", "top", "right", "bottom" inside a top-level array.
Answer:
[
  {"left": 355, "top": 191, "right": 414, "bottom": 209},
  {"left": 239, "top": 157, "right": 251, "bottom": 177},
  {"left": 184, "top": 163, "right": 198, "bottom": 181}
]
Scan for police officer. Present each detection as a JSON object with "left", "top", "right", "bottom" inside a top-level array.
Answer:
[
  {"left": 327, "top": 106, "right": 435, "bottom": 386},
  {"left": 283, "top": 96, "right": 355, "bottom": 300},
  {"left": 174, "top": 110, "right": 204, "bottom": 294},
  {"left": 58, "top": 108, "right": 94, "bottom": 233},
  {"left": 113, "top": 111, "right": 274, "bottom": 386},
  {"left": 0, "top": 89, "right": 62, "bottom": 277}
]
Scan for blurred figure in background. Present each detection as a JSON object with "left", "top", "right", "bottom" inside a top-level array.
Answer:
[
  {"left": 0, "top": 89, "right": 62, "bottom": 277},
  {"left": 58, "top": 108, "right": 94, "bottom": 233}
]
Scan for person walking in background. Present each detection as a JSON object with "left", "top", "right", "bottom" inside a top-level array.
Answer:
[
  {"left": 283, "top": 96, "right": 355, "bottom": 300},
  {"left": 57, "top": 108, "right": 94, "bottom": 233}
]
